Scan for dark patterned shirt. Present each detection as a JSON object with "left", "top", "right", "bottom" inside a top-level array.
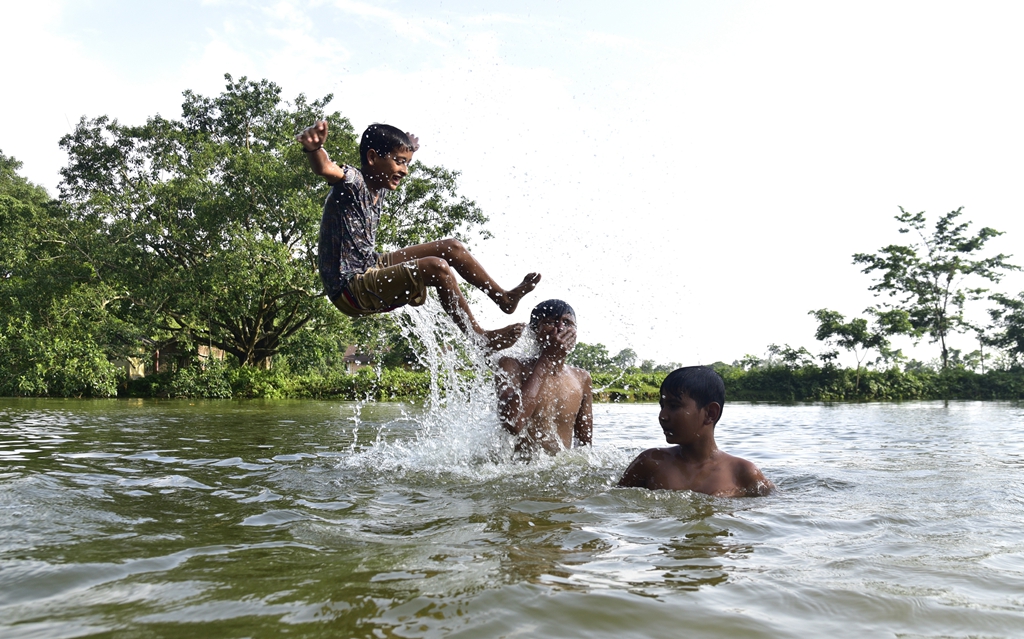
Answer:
[{"left": 318, "top": 166, "right": 385, "bottom": 301}]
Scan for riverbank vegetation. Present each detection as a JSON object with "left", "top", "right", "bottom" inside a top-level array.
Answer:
[
  {"left": 111, "top": 358, "right": 1024, "bottom": 402},
  {"left": 3, "top": 74, "right": 1024, "bottom": 401}
]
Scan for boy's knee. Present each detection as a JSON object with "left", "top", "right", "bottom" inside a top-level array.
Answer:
[
  {"left": 419, "top": 256, "right": 452, "bottom": 280},
  {"left": 439, "top": 238, "right": 467, "bottom": 257}
]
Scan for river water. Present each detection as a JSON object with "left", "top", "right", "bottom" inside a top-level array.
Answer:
[{"left": 2, "top": 396, "right": 1024, "bottom": 638}]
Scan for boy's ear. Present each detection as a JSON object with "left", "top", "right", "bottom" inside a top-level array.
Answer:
[
  {"left": 365, "top": 148, "right": 380, "bottom": 166},
  {"left": 703, "top": 402, "right": 722, "bottom": 426}
]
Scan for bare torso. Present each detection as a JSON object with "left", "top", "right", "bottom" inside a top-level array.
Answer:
[
  {"left": 496, "top": 356, "right": 592, "bottom": 454},
  {"left": 619, "top": 446, "right": 772, "bottom": 497}
]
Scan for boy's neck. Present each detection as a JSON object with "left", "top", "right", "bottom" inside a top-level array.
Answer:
[
  {"left": 359, "top": 163, "right": 379, "bottom": 187},
  {"left": 673, "top": 433, "right": 719, "bottom": 463},
  {"left": 536, "top": 353, "right": 567, "bottom": 373}
]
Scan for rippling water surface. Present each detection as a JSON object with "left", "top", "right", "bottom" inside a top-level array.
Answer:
[{"left": 2, "top": 397, "right": 1024, "bottom": 638}]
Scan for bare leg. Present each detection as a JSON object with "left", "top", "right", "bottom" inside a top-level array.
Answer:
[
  {"left": 414, "top": 256, "right": 524, "bottom": 352},
  {"left": 385, "top": 239, "right": 541, "bottom": 314}
]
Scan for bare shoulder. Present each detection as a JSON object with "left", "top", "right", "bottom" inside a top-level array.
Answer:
[
  {"left": 618, "top": 446, "right": 675, "bottom": 488},
  {"left": 726, "top": 453, "right": 774, "bottom": 496},
  {"left": 496, "top": 356, "right": 532, "bottom": 383},
  {"left": 494, "top": 357, "right": 525, "bottom": 395},
  {"left": 570, "top": 366, "right": 592, "bottom": 388}
]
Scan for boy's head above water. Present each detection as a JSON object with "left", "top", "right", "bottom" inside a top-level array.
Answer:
[
  {"left": 529, "top": 299, "right": 577, "bottom": 353},
  {"left": 620, "top": 365, "right": 773, "bottom": 495},
  {"left": 360, "top": 123, "right": 420, "bottom": 190},
  {"left": 529, "top": 299, "right": 576, "bottom": 332},
  {"left": 660, "top": 366, "right": 725, "bottom": 426}
]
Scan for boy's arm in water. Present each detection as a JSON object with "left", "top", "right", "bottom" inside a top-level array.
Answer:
[
  {"left": 572, "top": 369, "right": 593, "bottom": 446},
  {"left": 297, "top": 120, "right": 346, "bottom": 184},
  {"left": 496, "top": 357, "right": 529, "bottom": 436}
]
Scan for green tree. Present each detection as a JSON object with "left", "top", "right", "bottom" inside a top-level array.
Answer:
[
  {"left": 809, "top": 308, "right": 909, "bottom": 389},
  {"left": 735, "top": 354, "right": 764, "bottom": 371},
  {"left": 56, "top": 74, "right": 490, "bottom": 368},
  {"left": 611, "top": 347, "right": 638, "bottom": 370},
  {"left": 852, "top": 207, "right": 1018, "bottom": 369},
  {"left": 0, "top": 151, "right": 50, "bottom": 280},
  {"left": 568, "top": 342, "right": 613, "bottom": 373},
  {"left": 0, "top": 150, "right": 125, "bottom": 396},
  {"left": 765, "top": 343, "right": 816, "bottom": 369},
  {"left": 986, "top": 292, "right": 1024, "bottom": 368}
]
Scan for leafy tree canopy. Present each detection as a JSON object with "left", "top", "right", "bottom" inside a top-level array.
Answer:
[
  {"left": 568, "top": 342, "right": 613, "bottom": 373},
  {"left": 852, "top": 207, "right": 1018, "bottom": 369},
  {"left": 0, "top": 150, "right": 125, "bottom": 396},
  {"left": 986, "top": 292, "right": 1024, "bottom": 368}
]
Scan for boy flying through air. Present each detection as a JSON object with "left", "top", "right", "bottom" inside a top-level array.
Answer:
[
  {"left": 619, "top": 366, "right": 773, "bottom": 497},
  {"left": 495, "top": 300, "right": 593, "bottom": 455},
  {"left": 298, "top": 120, "right": 541, "bottom": 351}
]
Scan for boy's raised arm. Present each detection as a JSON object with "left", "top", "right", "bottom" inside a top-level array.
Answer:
[{"left": 297, "top": 120, "right": 346, "bottom": 184}]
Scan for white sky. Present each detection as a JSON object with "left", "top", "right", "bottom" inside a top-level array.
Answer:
[{"left": 3, "top": 0, "right": 1024, "bottom": 367}]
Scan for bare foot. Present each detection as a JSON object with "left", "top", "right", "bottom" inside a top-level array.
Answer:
[
  {"left": 496, "top": 273, "right": 542, "bottom": 314},
  {"left": 481, "top": 323, "right": 525, "bottom": 352}
]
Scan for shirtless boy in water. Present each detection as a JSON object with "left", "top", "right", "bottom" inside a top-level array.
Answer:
[
  {"left": 298, "top": 120, "right": 540, "bottom": 351},
  {"left": 619, "top": 366, "right": 773, "bottom": 497},
  {"left": 495, "top": 300, "right": 593, "bottom": 454}
]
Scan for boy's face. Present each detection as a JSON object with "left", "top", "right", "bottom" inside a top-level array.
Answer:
[
  {"left": 365, "top": 147, "right": 414, "bottom": 190},
  {"left": 658, "top": 391, "right": 712, "bottom": 445},
  {"left": 534, "top": 312, "right": 577, "bottom": 350}
]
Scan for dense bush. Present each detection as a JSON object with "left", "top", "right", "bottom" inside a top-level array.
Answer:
[
  {"left": 0, "top": 314, "right": 123, "bottom": 398},
  {"left": 717, "top": 364, "right": 1024, "bottom": 402}
]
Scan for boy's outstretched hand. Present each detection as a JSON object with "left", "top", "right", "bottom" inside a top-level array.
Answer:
[
  {"left": 297, "top": 120, "right": 329, "bottom": 151},
  {"left": 298, "top": 120, "right": 345, "bottom": 183}
]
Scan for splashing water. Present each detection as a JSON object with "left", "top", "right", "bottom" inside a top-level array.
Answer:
[{"left": 340, "top": 296, "right": 586, "bottom": 480}]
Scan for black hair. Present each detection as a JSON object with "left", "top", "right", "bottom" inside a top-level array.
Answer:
[
  {"left": 359, "top": 123, "right": 417, "bottom": 166},
  {"left": 661, "top": 366, "right": 725, "bottom": 415},
  {"left": 529, "top": 299, "right": 576, "bottom": 331}
]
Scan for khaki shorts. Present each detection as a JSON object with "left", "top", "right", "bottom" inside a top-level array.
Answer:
[{"left": 331, "top": 254, "right": 428, "bottom": 317}]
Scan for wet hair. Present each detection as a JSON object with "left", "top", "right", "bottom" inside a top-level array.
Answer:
[
  {"left": 661, "top": 366, "right": 725, "bottom": 416},
  {"left": 529, "top": 299, "right": 576, "bottom": 331},
  {"left": 359, "top": 123, "right": 418, "bottom": 166}
]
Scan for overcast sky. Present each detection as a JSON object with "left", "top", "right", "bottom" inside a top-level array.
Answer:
[{"left": 3, "top": 0, "right": 1023, "bottom": 367}]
